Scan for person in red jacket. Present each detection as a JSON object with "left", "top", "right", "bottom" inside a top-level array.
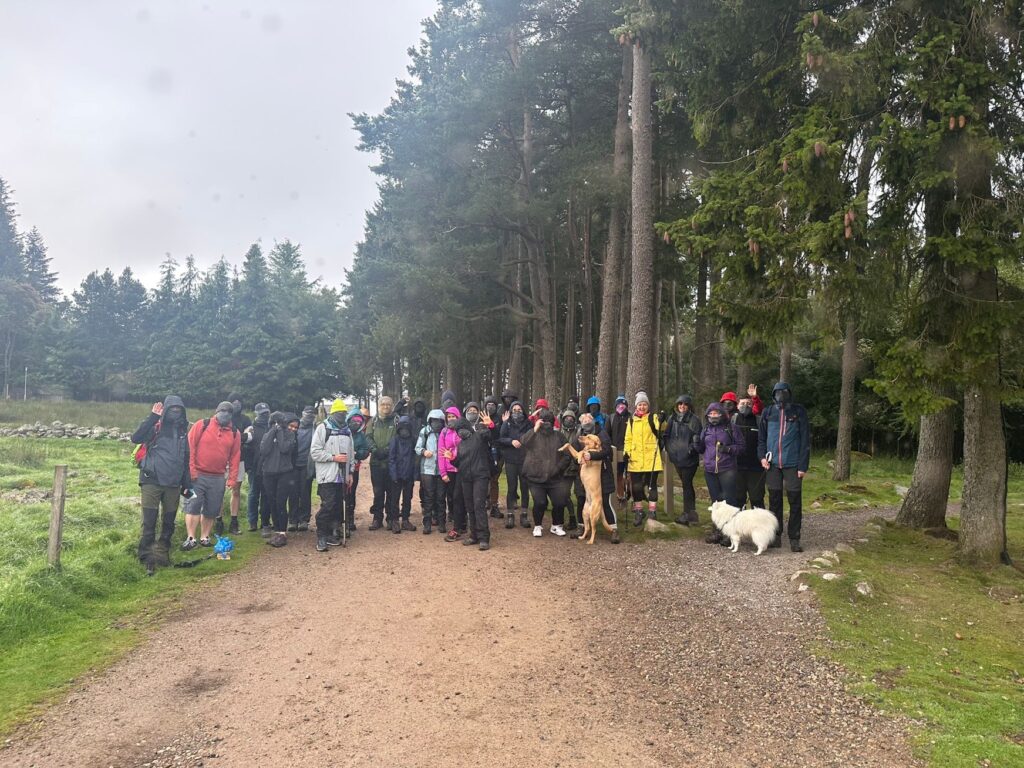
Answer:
[{"left": 182, "top": 402, "right": 241, "bottom": 551}]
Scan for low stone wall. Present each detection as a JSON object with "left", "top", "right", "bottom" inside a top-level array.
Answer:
[{"left": 0, "top": 421, "right": 132, "bottom": 441}]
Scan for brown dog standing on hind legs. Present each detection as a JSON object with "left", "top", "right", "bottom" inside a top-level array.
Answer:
[{"left": 559, "top": 435, "right": 614, "bottom": 544}]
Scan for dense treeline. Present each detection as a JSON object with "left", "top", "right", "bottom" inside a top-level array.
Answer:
[
  {"left": 0, "top": 179, "right": 344, "bottom": 408},
  {"left": 341, "top": 0, "right": 1024, "bottom": 564}
]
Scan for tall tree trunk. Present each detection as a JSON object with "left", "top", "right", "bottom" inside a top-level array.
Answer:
[
  {"left": 692, "top": 250, "right": 715, "bottom": 406},
  {"left": 595, "top": 45, "right": 632, "bottom": 408},
  {"left": 625, "top": 41, "right": 654, "bottom": 401},
  {"left": 779, "top": 339, "right": 793, "bottom": 384},
  {"left": 736, "top": 361, "right": 751, "bottom": 397},
  {"left": 580, "top": 211, "right": 594, "bottom": 399},
  {"left": 528, "top": 240, "right": 559, "bottom": 404},
  {"left": 649, "top": 280, "right": 662, "bottom": 403},
  {"left": 832, "top": 316, "right": 859, "bottom": 481},
  {"left": 507, "top": 261, "right": 524, "bottom": 397},
  {"left": 957, "top": 265, "right": 1007, "bottom": 564},
  {"left": 616, "top": 234, "right": 631, "bottom": 393},
  {"left": 670, "top": 279, "right": 682, "bottom": 396},
  {"left": 896, "top": 393, "right": 954, "bottom": 528},
  {"left": 562, "top": 279, "right": 576, "bottom": 400}
]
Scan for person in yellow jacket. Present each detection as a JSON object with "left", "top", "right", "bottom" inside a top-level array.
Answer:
[{"left": 623, "top": 391, "right": 663, "bottom": 527}]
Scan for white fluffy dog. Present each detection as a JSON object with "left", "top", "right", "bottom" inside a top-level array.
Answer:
[{"left": 709, "top": 500, "right": 779, "bottom": 555}]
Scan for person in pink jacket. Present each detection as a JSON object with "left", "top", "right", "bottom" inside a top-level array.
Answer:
[{"left": 437, "top": 406, "right": 464, "bottom": 539}]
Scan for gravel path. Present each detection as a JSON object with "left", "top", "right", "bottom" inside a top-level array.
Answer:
[{"left": 1, "top": 487, "right": 918, "bottom": 768}]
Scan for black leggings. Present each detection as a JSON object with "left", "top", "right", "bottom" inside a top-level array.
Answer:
[
  {"left": 630, "top": 471, "right": 660, "bottom": 503},
  {"left": 504, "top": 462, "right": 529, "bottom": 510},
  {"left": 529, "top": 479, "right": 569, "bottom": 526},
  {"left": 263, "top": 471, "right": 296, "bottom": 533}
]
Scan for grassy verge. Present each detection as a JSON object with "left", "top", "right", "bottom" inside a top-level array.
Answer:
[
  {"left": 0, "top": 437, "right": 264, "bottom": 735},
  {"left": 0, "top": 399, "right": 154, "bottom": 432},
  {"left": 809, "top": 481, "right": 1024, "bottom": 766}
]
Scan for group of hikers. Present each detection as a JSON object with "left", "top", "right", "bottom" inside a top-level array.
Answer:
[{"left": 131, "top": 383, "right": 810, "bottom": 571}]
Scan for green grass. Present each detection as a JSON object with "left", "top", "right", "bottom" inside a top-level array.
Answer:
[
  {"left": 0, "top": 436, "right": 265, "bottom": 735},
  {"left": 810, "top": 500, "right": 1024, "bottom": 766},
  {"left": 0, "top": 399, "right": 153, "bottom": 432}
]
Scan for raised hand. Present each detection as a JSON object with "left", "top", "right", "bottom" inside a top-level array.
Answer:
[
  {"left": 747, "top": 383, "right": 758, "bottom": 398},
  {"left": 151, "top": 402, "right": 163, "bottom": 416}
]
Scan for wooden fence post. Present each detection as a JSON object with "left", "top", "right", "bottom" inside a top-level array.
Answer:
[
  {"left": 662, "top": 451, "right": 674, "bottom": 520},
  {"left": 47, "top": 464, "right": 68, "bottom": 570}
]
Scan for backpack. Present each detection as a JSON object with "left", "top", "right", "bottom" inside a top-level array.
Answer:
[{"left": 131, "top": 421, "right": 161, "bottom": 467}]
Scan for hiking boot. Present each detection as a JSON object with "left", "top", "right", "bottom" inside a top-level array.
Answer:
[
  {"left": 268, "top": 533, "right": 288, "bottom": 548},
  {"left": 611, "top": 529, "right": 620, "bottom": 544},
  {"left": 391, "top": 519, "right": 402, "bottom": 534},
  {"left": 478, "top": 541, "right": 491, "bottom": 551},
  {"left": 151, "top": 541, "right": 170, "bottom": 567},
  {"left": 325, "top": 534, "right": 342, "bottom": 547},
  {"left": 489, "top": 505, "right": 503, "bottom": 519},
  {"left": 632, "top": 509, "right": 645, "bottom": 527},
  {"left": 674, "top": 515, "right": 689, "bottom": 526},
  {"left": 287, "top": 524, "right": 298, "bottom": 532},
  {"left": 789, "top": 539, "right": 803, "bottom": 553},
  {"left": 462, "top": 537, "right": 480, "bottom": 546},
  {"left": 214, "top": 517, "right": 224, "bottom": 536},
  {"left": 401, "top": 519, "right": 417, "bottom": 532},
  {"left": 520, "top": 512, "right": 530, "bottom": 528},
  {"left": 228, "top": 517, "right": 240, "bottom": 534},
  {"left": 297, "top": 522, "right": 309, "bottom": 532},
  {"left": 316, "top": 536, "right": 329, "bottom": 552},
  {"left": 369, "top": 518, "right": 384, "bottom": 531},
  {"left": 248, "top": 524, "right": 258, "bottom": 532},
  {"left": 704, "top": 529, "right": 724, "bottom": 544},
  {"left": 505, "top": 512, "right": 515, "bottom": 529},
  {"left": 566, "top": 516, "right": 578, "bottom": 532},
  {"left": 423, "top": 520, "right": 432, "bottom": 535},
  {"left": 648, "top": 509, "right": 657, "bottom": 519},
  {"left": 770, "top": 534, "right": 782, "bottom": 548}
]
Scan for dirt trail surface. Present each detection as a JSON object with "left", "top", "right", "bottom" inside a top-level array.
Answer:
[{"left": 2, "top": 483, "right": 919, "bottom": 768}]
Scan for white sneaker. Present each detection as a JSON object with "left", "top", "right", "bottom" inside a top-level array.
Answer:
[
  {"left": 550, "top": 525, "right": 566, "bottom": 537},
  {"left": 532, "top": 525, "right": 543, "bottom": 537}
]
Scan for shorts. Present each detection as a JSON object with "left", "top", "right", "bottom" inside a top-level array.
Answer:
[
  {"left": 188, "top": 474, "right": 227, "bottom": 519},
  {"left": 225, "top": 460, "right": 245, "bottom": 485}
]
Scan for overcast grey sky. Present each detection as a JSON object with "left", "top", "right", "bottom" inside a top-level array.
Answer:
[{"left": 0, "top": 0, "right": 437, "bottom": 294}]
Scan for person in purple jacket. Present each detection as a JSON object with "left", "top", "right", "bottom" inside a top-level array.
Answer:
[
  {"left": 437, "top": 406, "right": 465, "bottom": 540},
  {"left": 694, "top": 401, "right": 745, "bottom": 512}
]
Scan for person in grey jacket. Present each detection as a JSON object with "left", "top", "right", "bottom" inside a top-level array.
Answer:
[
  {"left": 290, "top": 406, "right": 317, "bottom": 532},
  {"left": 310, "top": 406, "right": 355, "bottom": 551},
  {"left": 131, "top": 395, "right": 191, "bottom": 572},
  {"left": 260, "top": 412, "right": 299, "bottom": 547}
]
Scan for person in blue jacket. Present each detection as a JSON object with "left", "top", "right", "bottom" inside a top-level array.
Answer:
[
  {"left": 585, "top": 396, "right": 606, "bottom": 432},
  {"left": 757, "top": 381, "right": 810, "bottom": 552}
]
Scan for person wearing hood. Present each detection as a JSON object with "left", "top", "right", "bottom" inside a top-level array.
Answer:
[
  {"left": 695, "top": 402, "right": 745, "bottom": 542},
  {"left": 757, "top": 382, "right": 810, "bottom": 552},
  {"left": 664, "top": 395, "right": 702, "bottom": 526},
  {"left": 292, "top": 406, "right": 318, "bottom": 532},
  {"left": 521, "top": 408, "right": 572, "bottom": 537},
  {"left": 608, "top": 394, "right": 630, "bottom": 504},
  {"left": 244, "top": 402, "right": 272, "bottom": 531},
  {"left": 260, "top": 411, "right": 300, "bottom": 547},
  {"left": 483, "top": 395, "right": 504, "bottom": 519},
  {"left": 440, "top": 389, "right": 458, "bottom": 411},
  {"left": 623, "top": 391, "right": 663, "bottom": 527},
  {"left": 585, "top": 396, "right": 607, "bottom": 432},
  {"left": 310, "top": 400, "right": 354, "bottom": 551},
  {"left": 560, "top": 408, "right": 584, "bottom": 532},
  {"left": 438, "top": 406, "right": 464, "bottom": 538},
  {"left": 498, "top": 388, "right": 518, "bottom": 419},
  {"left": 733, "top": 390, "right": 765, "bottom": 511},
  {"left": 216, "top": 393, "right": 251, "bottom": 535},
  {"left": 183, "top": 402, "right": 242, "bottom": 551},
  {"left": 132, "top": 395, "right": 191, "bottom": 571},
  {"left": 344, "top": 408, "right": 371, "bottom": 532},
  {"left": 497, "top": 400, "right": 532, "bottom": 528},
  {"left": 387, "top": 415, "right": 419, "bottom": 533},
  {"left": 416, "top": 408, "right": 446, "bottom": 534},
  {"left": 367, "top": 395, "right": 401, "bottom": 531},
  {"left": 573, "top": 413, "right": 621, "bottom": 543},
  {"left": 451, "top": 409, "right": 496, "bottom": 550}
]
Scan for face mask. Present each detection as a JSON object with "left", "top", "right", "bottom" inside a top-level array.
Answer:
[
  {"left": 215, "top": 411, "right": 232, "bottom": 427},
  {"left": 430, "top": 420, "right": 443, "bottom": 433},
  {"left": 588, "top": 405, "right": 599, "bottom": 415},
  {"left": 398, "top": 427, "right": 411, "bottom": 438},
  {"left": 512, "top": 411, "right": 524, "bottom": 423},
  {"left": 165, "top": 407, "right": 184, "bottom": 423},
  {"left": 486, "top": 403, "right": 497, "bottom": 416},
  {"left": 774, "top": 390, "right": 791, "bottom": 406},
  {"left": 708, "top": 414, "right": 722, "bottom": 426},
  {"left": 255, "top": 411, "right": 269, "bottom": 425},
  {"left": 722, "top": 401, "right": 736, "bottom": 414},
  {"left": 467, "top": 411, "right": 480, "bottom": 424},
  {"left": 738, "top": 405, "right": 752, "bottom": 416},
  {"left": 563, "top": 417, "right": 576, "bottom": 430},
  {"left": 300, "top": 413, "right": 315, "bottom": 427},
  {"left": 232, "top": 401, "right": 242, "bottom": 415},
  {"left": 446, "top": 418, "right": 458, "bottom": 428},
  {"left": 580, "top": 421, "right": 596, "bottom": 435},
  {"left": 414, "top": 403, "right": 426, "bottom": 416},
  {"left": 350, "top": 418, "right": 363, "bottom": 432},
  {"left": 616, "top": 403, "right": 627, "bottom": 414},
  {"left": 457, "top": 428, "right": 472, "bottom": 440}
]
